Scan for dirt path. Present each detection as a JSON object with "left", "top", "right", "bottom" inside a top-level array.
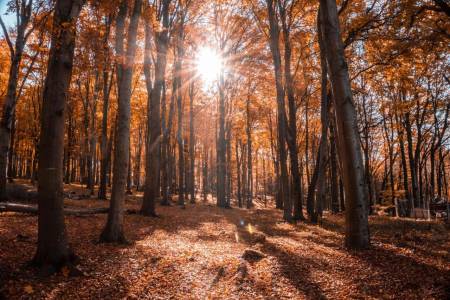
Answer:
[{"left": 1, "top": 195, "right": 449, "bottom": 299}]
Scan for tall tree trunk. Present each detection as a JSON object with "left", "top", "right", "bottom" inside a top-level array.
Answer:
[
  {"left": 98, "top": 18, "right": 113, "bottom": 199},
  {"left": 188, "top": 81, "right": 195, "bottom": 203},
  {"left": 216, "top": 71, "right": 227, "bottom": 208},
  {"left": 403, "top": 112, "right": 419, "bottom": 208},
  {"left": 266, "top": 0, "right": 291, "bottom": 221},
  {"left": 141, "top": 0, "right": 171, "bottom": 215},
  {"left": 236, "top": 139, "right": 242, "bottom": 208},
  {"left": 319, "top": 0, "right": 369, "bottom": 249},
  {"left": 268, "top": 112, "right": 281, "bottom": 209},
  {"left": 88, "top": 71, "right": 100, "bottom": 194},
  {"left": 100, "top": 0, "right": 141, "bottom": 242},
  {"left": 32, "top": 0, "right": 84, "bottom": 269},
  {"left": 202, "top": 145, "right": 208, "bottom": 202},
  {"left": 395, "top": 112, "right": 411, "bottom": 209},
  {"left": 0, "top": 1, "right": 33, "bottom": 200},
  {"left": 279, "top": 1, "right": 304, "bottom": 220},
  {"left": 246, "top": 93, "right": 253, "bottom": 209},
  {"left": 7, "top": 113, "right": 16, "bottom": 180},
  {"left": 176, "top": 72, "right": 185, "bottom": 206},
  {"left": 314, "top": 16, "right": 330, "bottom": 221},
  {"left": 134, "top": 125, "right": 143, "bottom": 190},
  {"left": 65, "top": 112, "right": 73, "bottom": 184},
  {"left": 126, "top": 145, "right": 132, "bottom": 194},
  {"left": 161, "top": 80, "right": 176, "bottom": 205},
  {"left": 329, "top": 114, "right": 339, "bottom": 213}
]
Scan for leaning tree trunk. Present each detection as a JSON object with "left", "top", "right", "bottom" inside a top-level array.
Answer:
[
  {"left": 32, "top": 0, "right": 84, "bottom": 269},
  {"left": 319, "top": 0, "right": 369, "bottom": 249},
  {"left": 100, "top": 0, "right": 141, "bottom": 243}
]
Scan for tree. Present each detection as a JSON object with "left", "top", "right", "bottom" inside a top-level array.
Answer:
[
  {"left": 0, "top": 0, "right": 45, "bottom": 200},
  {"left": 319, "top": 0, "right": 369, "bottom": 249},
  {"left": 32, "top": 0, "right": 84, "bottom": 270},
  {"left": 100, "top": 0, "right": 142, "bottom": 243},
  {"left": 141, "top": 0, "right": 171, "bottom": 216},
  {"left": 266, "top": 0, "right": 291, "bottom": 222}
]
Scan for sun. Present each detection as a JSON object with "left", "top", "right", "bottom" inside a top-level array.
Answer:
[{"left": 196, "top": 47, "right": 223, "bottom": 86}]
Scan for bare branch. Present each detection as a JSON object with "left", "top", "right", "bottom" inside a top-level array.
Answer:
[{"left": 0, "top": 16, "right": 15, "bottom": 58}]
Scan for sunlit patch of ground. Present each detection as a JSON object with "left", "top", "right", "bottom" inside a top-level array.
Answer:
[{"left": 1, "top": 185, "right": 449, "bottom": 299}]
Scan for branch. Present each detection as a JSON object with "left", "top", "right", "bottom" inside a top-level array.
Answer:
[
  {"left": 0, "top": 202, "right": 138, "bottom": 216},
  {"left": 0, "top": 16, "right": 14, "bottom": 58}
]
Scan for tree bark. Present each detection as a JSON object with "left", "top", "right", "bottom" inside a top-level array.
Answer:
[
  {"left": 98, "top": 26, "right": 113, "bottom": 199},
  {"left": 188, "top": 81, "right": 195, "bottom": 203},
  {"left": 266, "top": 0, "right": 291, "bottom": 221},
  {"left": 32, "top": 0, "right": 84, "bottom": 269},
  {"left": 141, "top": 0, "right": 171, "bottom": 216},
  {"left": 216, "top": 68, "right": 228, "bottom": 208},
  {"left": 278, "top": 1, "right": 304, "bottom": 221},
  {"left": 319, "top": 0, "right": 369, "bottom": 249},
  {"left": 100, "top": 0, "right": 141, "bottom": 243},
  {"left": 246, "top": 93, "right": 253, "bottom": 209}
]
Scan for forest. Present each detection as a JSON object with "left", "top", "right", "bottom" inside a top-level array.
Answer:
[{"left": 0, "top": 0, "right": 449, "bottom": 298}]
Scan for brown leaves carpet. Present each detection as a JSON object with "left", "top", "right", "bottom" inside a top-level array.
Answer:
[{"left": 1, "top": 190, "right": 449, "bottom": 299}]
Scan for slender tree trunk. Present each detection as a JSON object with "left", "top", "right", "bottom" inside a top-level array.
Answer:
[
  {"left": 161, "top": 81, "right": 176, "bottom": 205},
  {"left": 188, "top": 82, "right": 195, "bottom": 203},
  {"left": 203, "top": 145, "right": 208, "bottom": 202},
  {"left": 98, "top": 39, "right": 113, "bottom": 199},
  {"left": 7, "top": 113, "right": 16, "bottom": 180},
  {"left": 279, "top": 2, "right": 304, "bottom": 220},
  {"left": 246, "top": 94, "right": 253, "bottom": 208},
  {"left": 314, "top": 17, "right": 331, "bottom": 221},
  {"left": 88, "top": 71, "right": 100, "bottom": 194},
  {"left": 319, "top": 0, "right": 369, "bottom": 249},
  {"left": 32, "top": 0, "right": 84, "bottom": 269},
  {"left": 329, "top": 115, "right": 339, "bottom": 213},
  {"left": 106, "top": 117, "right": 114, "bottom": 188},
  {"left": 404, "top": 112, "right": 419, "bottom": 208},
  {"left": 266, "top": 0, "right": 291, "bottom": 221},
  {"left": 65, "top": 112, "right": 73, "bottom": 184},
  {"left": 216, "top": 71, "right": 227, "bottom": 208},
  {"left": 134, "top": 125, "right": 142, "bottom": 190},
  {"left": 126, "top": 145, "right": 132, "bottom": 194},
  {"left": 268, "top": 113, "right": 281, "bottom": 209},
  {"left": 100, "top": 0, "right": 141, "bottom": 242},
  {"left": 0, "top": 2, "right": 32, "bottom": 199},
  {"left": 176, "top": 74, "right": 185, "bottom": 206},
  {"left": 227, "top": 125, "right": 232, "bottom": 207},
  {"left": 236, "top": 139, "right": 242, "bottom": 208}
]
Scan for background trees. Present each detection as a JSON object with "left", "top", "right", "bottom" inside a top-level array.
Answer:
[{"left": 0, "top": 0, "right": 448, "bottom": 257}]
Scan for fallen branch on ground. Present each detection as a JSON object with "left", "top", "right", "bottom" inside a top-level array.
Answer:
[{"left": 0, "top": 202, "right": 137, "bottom": 216}]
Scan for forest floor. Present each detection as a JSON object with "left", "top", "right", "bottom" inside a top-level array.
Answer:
[{"left": 1, "top": 183, "right": 449, "bottom": 299}]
